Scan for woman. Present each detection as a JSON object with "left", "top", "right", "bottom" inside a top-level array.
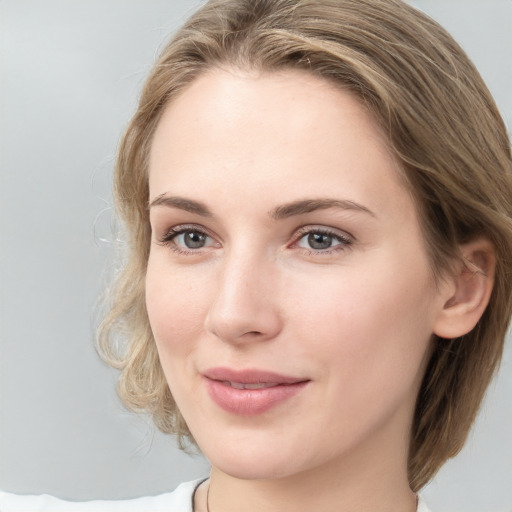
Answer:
[{"left": 2, "top": 0, "right": 511, "bottom": 510}]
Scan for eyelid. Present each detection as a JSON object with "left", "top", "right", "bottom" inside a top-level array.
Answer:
[
  {"left": 292, "top": 225, "right": 354, "bottom": 243},
  {"left": 156, "top": 223, "right": 220, "bottom": 249},
  {"left": 289, "top": 225, "right": 354, "bottom": 254}
]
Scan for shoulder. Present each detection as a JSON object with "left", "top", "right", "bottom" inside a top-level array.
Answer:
[{"left": 0, "top": 479, "right": 201, "bottom": 512}]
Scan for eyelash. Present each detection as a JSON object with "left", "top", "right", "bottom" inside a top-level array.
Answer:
[
  {"left": 292, "top": 226, "right": 353, "bottom": 255},
  {"left": 157, "top": 224, "right": 216, "bottom": 256},
  {"left": 156, "top": 224, "right": 353, "bottom": 256}
]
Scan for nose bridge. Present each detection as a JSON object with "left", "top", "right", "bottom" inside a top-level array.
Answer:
[{"left": 205, "top": 242, "right": 282, "bottom": 343}]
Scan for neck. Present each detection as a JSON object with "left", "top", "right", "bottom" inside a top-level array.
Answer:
[{"left": 205, "top": 441, "right": 416, "bottom": 512}]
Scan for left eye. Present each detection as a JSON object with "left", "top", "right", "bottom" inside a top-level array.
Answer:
[{"left": 297, "top": 231, "right": 346, "bottom": 251}]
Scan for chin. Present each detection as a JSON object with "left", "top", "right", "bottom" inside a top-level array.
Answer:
[
  {"left": 195, "top": 431, "right": 291, "bottom": 479},
  {"left": 199, "top": 430, "right": 323, "bottom": 482},
  {"left": 212, "top": 455, "right": 299, "bottom": 481}
]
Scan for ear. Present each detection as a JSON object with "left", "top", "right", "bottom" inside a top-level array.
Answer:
[{"left": 433, "top": 238, "right": 495, "bottom": 339}]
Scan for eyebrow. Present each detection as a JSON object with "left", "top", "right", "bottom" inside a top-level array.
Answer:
[
  {"left": 149, "top": 194, "right": 213, "bottom": 217},
  {"left": 149, "top": 194, "right": 375, "bottom": 219},
  {"left": 269, "top": 198, "right": 375, "bottom": 219}
]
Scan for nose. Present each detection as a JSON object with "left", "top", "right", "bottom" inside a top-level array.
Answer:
[{"left": 204, "top": 252, "right": 283, "bottom": 344}]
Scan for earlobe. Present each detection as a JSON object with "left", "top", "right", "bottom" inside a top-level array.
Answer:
[{"left": 433, "top": 238, "right": 495, "bottom": 339}]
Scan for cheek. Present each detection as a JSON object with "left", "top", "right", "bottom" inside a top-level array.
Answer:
[
  {"left": 145, "top": 258, "right": 209, "bottom": 358},
  {"left": 286, "top": 260, "right": 436, "bottom": 386}
]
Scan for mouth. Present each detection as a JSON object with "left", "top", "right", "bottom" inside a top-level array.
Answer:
[
  {"left": 202, "top": 367, "right": 310, "bottom": 416},
  {"left": 220, "top": 381, "right": 281, "bottom": 390},
  {"left": 203, "top": 367, "right": 308, "bottom": 385}
]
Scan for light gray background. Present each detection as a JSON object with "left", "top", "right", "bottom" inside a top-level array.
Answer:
[{"left": 0, "top": 1, "right": 510, "bottom": 511}]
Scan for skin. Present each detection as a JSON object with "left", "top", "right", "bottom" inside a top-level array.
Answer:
[{"left": 146, "top": 68, "right": 457, "bottom": 512}]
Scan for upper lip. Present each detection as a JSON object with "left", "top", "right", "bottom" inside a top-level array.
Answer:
[{"left": 203, "top": 367, "right": 309, "bottom": 385}]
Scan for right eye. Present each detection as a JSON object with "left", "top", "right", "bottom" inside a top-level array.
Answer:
[
  {"left": 174, "top": 230, "right": 210, "bottom": 249},
  {"left": 158, "top": 225, "right": 217, "bottom": 253}
]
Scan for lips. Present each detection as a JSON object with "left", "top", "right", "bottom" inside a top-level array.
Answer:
[
  {"left": 222, "top": 381, "right": 280, "bottom": 390},
  {"left": 203, "top": 367, "right": 309, "bottom": 416}
]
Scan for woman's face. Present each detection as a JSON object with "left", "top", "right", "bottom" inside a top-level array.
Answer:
[{"left": 146, "top": 69, "right": 451, "bottom": 481}]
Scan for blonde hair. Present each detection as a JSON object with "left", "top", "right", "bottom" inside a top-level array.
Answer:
[{"left": 98, "top": 0, "right": 512, "bottom": 491}]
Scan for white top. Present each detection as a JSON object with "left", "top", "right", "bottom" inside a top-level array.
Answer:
[{"left": 0, "top": 480, "right": 432, "bottom": 511}]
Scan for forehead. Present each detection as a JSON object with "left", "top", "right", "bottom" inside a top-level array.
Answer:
[
  {"left": 148, "top": 67, "right": 412, "bottom": 218},
  {"left": 150, "top": 67, "right": 390, "bottom": 161}
]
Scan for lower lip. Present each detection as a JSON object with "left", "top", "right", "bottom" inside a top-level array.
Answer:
[{"left": 204, "top": 378, "right": 309, "bottom": 416}]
